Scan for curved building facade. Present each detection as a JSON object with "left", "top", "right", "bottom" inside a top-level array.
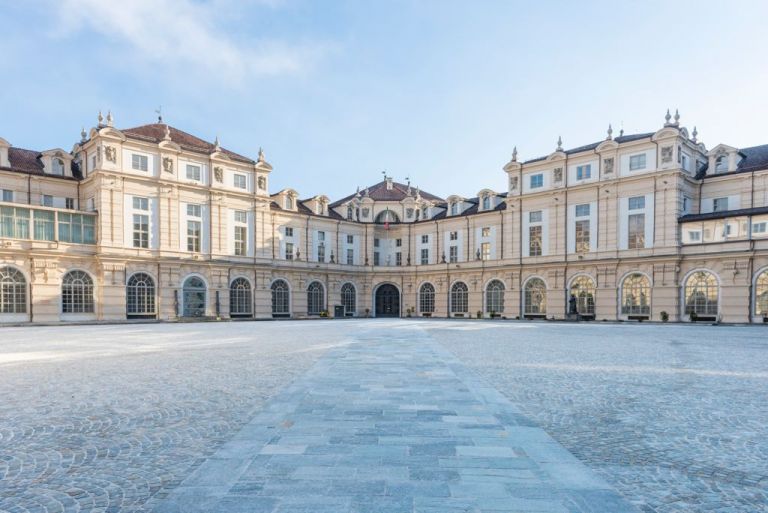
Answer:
[{"left": 1, "top": 111, "right": 767, "bottom": 323}]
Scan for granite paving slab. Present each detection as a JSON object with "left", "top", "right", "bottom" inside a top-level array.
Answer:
[{"left": 152, "top": 329, "right": 638, "bottom": 513}]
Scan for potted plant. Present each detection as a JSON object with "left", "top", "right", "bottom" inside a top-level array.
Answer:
[
  {"left": 364, "top": 308, "right": 370, "bottom": 318},
  {"left": 660, "top": 311, "right": 669, "bottom": 322},
  {"left": 476, "top": 310, "right": 482, "bottom": 319},
  {"left": 689, "top": 311, "right": 698, "bottom": 322}
]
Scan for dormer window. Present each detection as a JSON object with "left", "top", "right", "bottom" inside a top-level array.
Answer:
[
  {"left": 285, "top": 196, "right": 294, "bottom": 210},
  {"left": 421, "top": 207, "right": 428, "bottom": 219},
  {"left": 482, "top": 196, "right": 491, "bottom": 210},
  {"left": 715, "top": 154, "right": 728, "bottom": 173},
  {"left": 347, "top": 206, "right": 353, "bottom": 220},
  {"left": 52, "top": 158, "right": 65, "bottom": 175},
  {"left": 450, "top": 203, "right": 458, "bottom": 216}
]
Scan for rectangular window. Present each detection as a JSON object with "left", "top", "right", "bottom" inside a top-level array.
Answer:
[
  {"left": 628, "top": 196, "right": 645, "bottom": 210},
  {"left": 681, "top": 153, "right": 690, "bottom": 171},
  {"left": 449, "top": 231, "right": 458, "bottom": 241},
  {"left": 529, "top": 210, "right": 542, "bottom": 223},
  {"left": 187, "top": 204, "right": 202, "bottom": 218},
  {"left": 187, "top": 220, "right": 201, "bottom": 252},
  {"left": 65, "top": 197, "right": 75, "bottom": 209},
  {"left": 58, "top": 213, "right": 95, "bottom": 244},
  {"left": 285, "top": 242, "right": 294, "bottom": 260},
  {"left": 576, "top": 164, "right": 591, "bottom": 180},
  {"left": 683, "top": 196, "right": 691, "bottom": 214},
  {"left": 285, "top": 227, "right": 293, "bottom": 237},
  {"left": 689, "top": 231, "right": 701, "bottom": 242},
  {"left": 318, "top": 231, "right": 325, "bottom": 241},
  {"left": 0, "top": 206, "right": 30, "bottom": 239},
  {"left": 133, "top": 197, "right": 149, "bottom": 211},
  {"left": 33, "top": 210, "right": 55, "bottom": 241},
  {"left": 629, "top": 154, "right": 646, "bottom": 171},
  {"left": 317, "top": 243, "right": 325, "bottom": 262},
  {"left": 374, "top": 238, "right": 380, "bottom": 247},
  {"left": 481, "top": 242, "right": 491, "bottom": 260},
  {"left": 346, "top": 248, "right": 354, "bottom": 265},
  {"left": 575, "top": 220, "right": 590, "bottom": 252},
  {"left": 713, "top": 197, "right": 729, "bottom": 212},
  {"left": 481, "top": 227, "right": 490, "bottom": 237},
  {"left": 132, "top": 154, "right": 148, "bottom": 172},
  {"left": 42, "top": 195, "right": 53, "bottom": 207},
  {"left": 628, "top": 213, "right": 645, "bottom": 249},
  {"left": 449, "top": 245, "right": 458, "bottom": 263},
  {"left": 753, "top": 222, "right": 767, "bottom": 234},
  {"left": 529, "top": 225, "right": 542, "bottom": 256},
  {"left": 396, "top": 238, "right": 402, "bottom": 247},
  {"left": 186, "top": 164, "right": 201, "bottom": 181},
  {"left": 234, "top": 210, "right": 247, "bottom": 224},
  {"left": 234, "top": 226, "right": 247, "bottom": 256},
  {"left": 420, "top": 248, "right": 429, "bottom": 265},
  {"left": 233, "top": 174, "right": 247, "bottom": 189},
  {"left": 530, "top": 174, "right": 543, "bottom": 189},
  {"left": 575, "top": 204, "right": 590, "bottom": 217},
  {"left": 373, "top": 253, "right": 380, "bottom": 266},
  {"left": 421, "top": 234, "right": 429, "bottom": 244},
  {"left": 396, "top": 252, "right": 402, "bottom": 266},
  {"left": 347, "top": 234, "right": 354, "bottom": 244},
  {"left": 2, "top": 190, "right": 13, "bottom": 202},
  {"left": 133, "top": 214, "right": 149, "bottom": 248}
]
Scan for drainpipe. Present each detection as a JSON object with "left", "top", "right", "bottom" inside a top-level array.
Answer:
[{"left": 28, "top": 257, "right": 34, "bottom": 323}]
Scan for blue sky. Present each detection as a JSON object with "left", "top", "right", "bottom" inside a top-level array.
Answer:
[{"left": 1, "top": 0, "right": 767, "bottom": 199}]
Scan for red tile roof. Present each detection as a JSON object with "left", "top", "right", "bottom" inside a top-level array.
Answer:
[
  {"left": 7, "top": 147, "right": 44, "bottom": 174},
  {"left": 121, "top": 123, "right": 255, "bottom": 164},
  {"left": 330, "top": 180, "right": 443, "bottom": 207}
]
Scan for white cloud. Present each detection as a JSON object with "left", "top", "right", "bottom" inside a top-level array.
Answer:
[{"left": 52, "top": 0, "right": 322, "bottom": 84}]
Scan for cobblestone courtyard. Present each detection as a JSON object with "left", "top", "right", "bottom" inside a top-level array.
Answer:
[{"left": 0, "top": 321, "right": 766, "bottom": 512}]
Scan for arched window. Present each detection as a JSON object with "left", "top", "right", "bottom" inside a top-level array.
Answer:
[
  {"left": 52, "top": 157, "right": 65, "bottom": 175},
  {"left": 346, "top": 206, "right": 354, "bottom": 220},
  {"left": 482, "top": 196, "right": 491, "bottom": 210},
  {"left": 419, "top": 283, "right": 435, "bottom": 314},
  {"left": 307, "top": 281, "right": 325, "bottom": 315},
  {"left": 271, "top": 279, "right": 290, "bottom": 317},
  {"left": 62, "top": 270, "right": 94, "bottom": 313},
  {"left": 756, "top": 269, "right": 768, "bottom": 318},
  {"left": 126, "top": 272, "right": 155, "bottom": 318},
  {"left": 620, "top": 273, "right": 650, "bottom": 317},
  {"left": 229, "top": 278, "right": 252, "bottom": 318},
  {"left": 715, "top": 154, "right": 728, "bottom": 173},
  {"left": 0, "top": 266, "right": 26, "bottom": 314},
  {"left": 450, "top": 203, "right": 458, "bottom": 216},
  {"left": 450, "top": 281, "right": 468, "bottom": 314},
  {"left": 569, "top": 275, "right": 595, "bottom": 315},
  {"left": 182, "top": 276, "right": 206, "bottom": 317},
  {"left": 285, "top": 196, "right": 294, "bottom": 210},
  {"left": 374, "top": 210, "right": 400, "bottom": 224},
  {"left": 684, "top": 271, "right": 718, "bottom": 317},
  {"left": 485, "top": 280, "right": 504, "bottom": 314},
  {"left": 524, "top": 278, "right": 547, "bottom": 316},
  {"left": 340, "top": 283, "right": 356, "bottom": 316}
]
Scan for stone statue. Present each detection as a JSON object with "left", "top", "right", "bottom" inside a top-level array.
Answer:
[{"left": 214, "top": 166, "right": 223, "bottom": 182}]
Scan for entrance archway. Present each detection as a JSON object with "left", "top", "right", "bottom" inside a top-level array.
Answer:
[{"left": 374, "top": 283, "right": 400, "bottom": 317}]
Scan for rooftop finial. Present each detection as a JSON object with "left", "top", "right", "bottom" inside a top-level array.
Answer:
[
  {"left": 97, "top": 110, "right": 104, "bottom": 126},
  {"left": 214, "top": 135, "right": 221, "bottom": 151},
  {"left": 619, "top": 121, "right": 624, "bottom": 137},
  {"left": 512, "top": 146, "right": 518, "bottom": 162},
  {"left": 106, "top": 110, "right": 114, "bottom": 127},
  {"left": 258, "top": 147, "right": 265, "bottom": 163},
  {"left": 155, "top": 106, "right": 163, "bottom": 123},
  {"left": 664, "top": 108, "right": 671, "bottom": 125},
  {"left": 163, "top": 124, "right": 171, "bottom": 141},
  {"left": 556, "top": 136, "right": 563, "bottom": 151},
  {"left": 692, "top": 126, "right": 698, "bottom": 143},
  {"left": 80, "top": 127, "right": 87, "bottom": 142},
  {"left": 674, "top": 109, "right": 680, "bottom": 125},
  {"left": 607, "top": 123, "right": 613, "bottom": 140}
]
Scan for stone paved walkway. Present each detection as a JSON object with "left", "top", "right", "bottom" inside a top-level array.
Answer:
[{"left": 152, "top": 329, "right": 637, "bottom": 513}]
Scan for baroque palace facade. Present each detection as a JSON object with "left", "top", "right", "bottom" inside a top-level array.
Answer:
[{"left": 1, "top": 110, "right": 768, "bottom": 324}]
